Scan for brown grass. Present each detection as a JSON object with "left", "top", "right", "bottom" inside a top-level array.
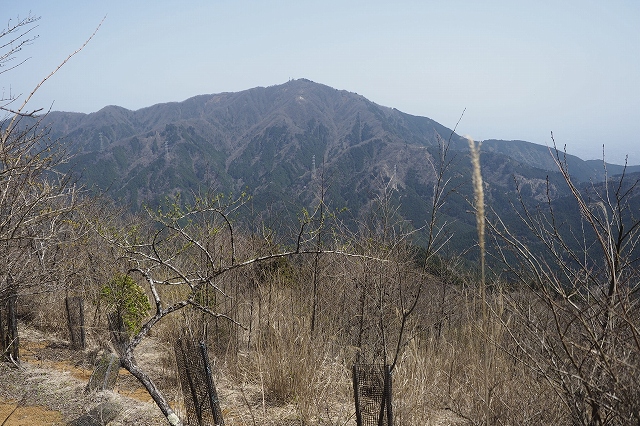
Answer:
[
  {"left": 0, "top": 326, "right": 165, "bottom": 426},
  {"left": 4, "top": 239, "right": 590, "bottom": 426},
  {"left": 4, "top": 275, "right": 578, "bottom": 426}
]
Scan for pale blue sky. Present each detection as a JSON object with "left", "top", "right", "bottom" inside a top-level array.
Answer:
[{"left": 4, "top": 1, "right": 639, "bottom": 164}]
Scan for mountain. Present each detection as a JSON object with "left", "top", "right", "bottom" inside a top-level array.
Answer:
[
  {"left": 40, "top": 79, "right": 639, "bottom": 252},
  {"left": 481, "top": 139, "right": 639, "bottom": 182},
  {"left": 45, "top": 80, "right": 462, "bottom": 206}
]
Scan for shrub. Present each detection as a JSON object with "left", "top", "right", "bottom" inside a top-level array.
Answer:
[{"left": 100, "top": 274, "right": 151, "bottom": 335}]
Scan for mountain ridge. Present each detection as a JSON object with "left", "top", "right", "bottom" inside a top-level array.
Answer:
[
  {"left": 39, "top": 79, "right": 639, "bottom": 251},
  {"left": 46, "top": 79, "right": 637, "bottom": 168}
]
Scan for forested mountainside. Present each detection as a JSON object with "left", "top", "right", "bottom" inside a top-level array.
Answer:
[{"left": 41, "top": 78, "right": 639, "bottom": 253}]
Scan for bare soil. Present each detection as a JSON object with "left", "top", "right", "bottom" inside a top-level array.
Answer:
[
  {"left": 0, "top": 326, "right": 165, "bottom": 425},
  {"left": 0, "top": 402, "right": 64, "bottom": 426}
]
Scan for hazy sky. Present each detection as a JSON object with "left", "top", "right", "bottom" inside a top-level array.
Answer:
[{"left": 4, "top": 1, "right": 639, "bottom": 164}]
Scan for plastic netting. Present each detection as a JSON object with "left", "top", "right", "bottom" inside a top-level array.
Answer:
[
  {"left": 174, "top": 338, "right": 224, "bottom": 426},
  {"left": 87, "top": 352, "right": 119, "bottom": 392},
  {"left": 353, "top": 364, "right": 393, "bottom": 426},
  {"left": 65, "top": 296, "right": 86, "bottom": 350}
]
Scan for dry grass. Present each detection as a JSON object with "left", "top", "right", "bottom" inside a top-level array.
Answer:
[
  {"left": 3, "top": 277, "right": 580, "bottom": 426},
  {"left": 0, "top": 326, "right": 166, "bottom": 425},
  {"left": 4, "top": 244, "right": 599, "bottom": 426}
]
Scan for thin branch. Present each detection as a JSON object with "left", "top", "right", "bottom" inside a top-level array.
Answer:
[{"left": 1, "top": 16, "right": 105, "bottom": 122}]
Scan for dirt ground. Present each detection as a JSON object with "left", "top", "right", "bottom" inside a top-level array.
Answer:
[
  {"left": 0, "top": 326, "right": 309, "bottom": 425},
  {"left": 0, "top": 402, "right": 64, "bottom": 426},
  {"left": 0, "top": 326, "right": 165, "bottom": 425},
  {"left": 1, "top": 325, "right": 463, "bottom": 425}
]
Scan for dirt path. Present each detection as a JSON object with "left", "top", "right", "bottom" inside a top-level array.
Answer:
[
  {"left": 0, "top": 402, "right": 64, "bottom": 426},
  {"left": 0, "top": 327, "right": 165, "bottom": 425}
]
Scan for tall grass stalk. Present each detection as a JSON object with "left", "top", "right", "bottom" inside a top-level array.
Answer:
[{"left": 467, "top": 137, "right": 489, "bottom": 425}]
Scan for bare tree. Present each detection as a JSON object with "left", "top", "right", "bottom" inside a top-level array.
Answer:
[
  {"left": 490, "top": 137, "right": 640, "bottom": 425},
  {"left": 333, "top": 125, "right": 462, "bottom": 381},
  {"left": 94, "top": 192, "right": 378, "bottom": 425},
  {"left": 0, "top": 13, "right": 102, "bottom": 362},
  {"left": 1, "top": 13, "right": 40, "bottom": 85}
]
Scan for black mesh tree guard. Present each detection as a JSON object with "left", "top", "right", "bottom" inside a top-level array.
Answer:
[
  {"left": 65, "top": 296, "right": 86, "bottom": 350},
  {"left": 86, "top": 352, "right": 120, "bottom": 392},
  {"left": 107, "top": 312, "right": 128, "bottom": 355},
  {"left": 353, "top": 364, "right": 393, "bottom": 426},
  {"left": 174, "top": 338, "right": 224, "bottom": 426},
  {"left": 0, "top": 276, "right": 19, "bottom": 363}
]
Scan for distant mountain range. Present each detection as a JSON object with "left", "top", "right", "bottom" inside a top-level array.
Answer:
[{"left": 41, "top": 79, "right": 640, "bottom": 252}]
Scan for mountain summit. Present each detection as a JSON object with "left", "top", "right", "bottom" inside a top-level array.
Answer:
[
  {"left": 44, "top": 79, "right": 639, "bottom": 244},
  {"left": 49, "top": 79, "right": 463, "bottom": 205}
]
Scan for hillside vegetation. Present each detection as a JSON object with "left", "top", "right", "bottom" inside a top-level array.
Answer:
[
  {"left": 2, "top": 18, "right": 640, "bottom": 425},
  {"left": 37, "top": 79, "right": 639, "bottom": 261}
]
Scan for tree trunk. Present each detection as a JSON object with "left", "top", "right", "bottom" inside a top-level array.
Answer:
[{"left": 120, "top": 354, "right": 183, "bottom": 426}]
